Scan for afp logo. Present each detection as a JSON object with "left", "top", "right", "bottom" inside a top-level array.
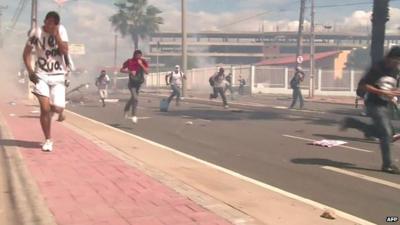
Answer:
[{"left": 386, "top": 216, "right": 399, "bottom": 222}]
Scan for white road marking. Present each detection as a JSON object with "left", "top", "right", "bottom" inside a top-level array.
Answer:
[
  {"left": 273, "top": 106, "right": 287, "bottom": 109},
  {"left": 104, "top": 99, "right": 119, "bottom": 103},
  {"left": 196, "top": 119, "right": 211, "bottom": 122},
  {"left": 322, "top": 166, "right": 400, "bottom": 191},
  {"left": 137, "top": 117, "right": 151, "bottom": 120},
  {"left": 66, "top": 110, "right": 376, "bottom": 225},
  {"left": 283, "top": 134, "right": 373, "bottom": 153}
]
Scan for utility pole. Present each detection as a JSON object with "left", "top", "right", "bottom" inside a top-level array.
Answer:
[
  {"left": 28, "top": 0, "right": 38, "bottom": 100},
  {"left": 295, "top": 0, "right": 306, "bottom": 68},
  {"left": 309, "top": 0, "right": 315, "bottom": 98},
  {"left": 0, "top": 5, "right": 8, "bottom": 48},
  {"left": 181, "top": 0, "right": 187, "bottom": 97},
  {"left": 113, "top": 34, "right": 118, "bottom": 89},
  {"left": 31, "top": 0, "right": 38, "bottom": 32}
]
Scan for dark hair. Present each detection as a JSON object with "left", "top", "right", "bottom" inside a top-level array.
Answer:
[
  {"left": 387, "top": 46, "right": 400, "bottom": 59},
  {"left": 45, "top": 11, "right": 60, "bottom": 25},
  {"left": 219, "top": 67, "right": 224, "bottom": 73},
  {"left": 133, "top": 49, "right": 142, "bottom": 56}
]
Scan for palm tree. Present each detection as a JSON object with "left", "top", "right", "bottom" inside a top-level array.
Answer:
[
  {"left": 370, "top": 0, "right": 390, "bottom": 63},
  {"left": 110, "top": 0, "right": 163, "bottom": 50}
]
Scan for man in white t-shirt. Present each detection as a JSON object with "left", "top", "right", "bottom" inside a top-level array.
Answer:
[
  {"left": 22, "top": 11, "right": 69, "bottom": 152},
  {"left": 95, "top": 70, "right": 110, "bottom": 107},
  {"left": 166, "top": 65, "right": 186, "bottom": 106}
]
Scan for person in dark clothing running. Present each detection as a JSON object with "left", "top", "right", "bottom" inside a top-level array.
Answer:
[
  {"left": 120, "top": 49, "right": 149, "bottom": 124},
  {"left": 210, "top": 67, "right": 229, "bottom": 108},
  {"left": 289, "top": 67, "right": 305, "bottom": 109},
  {"left": 224, "top": 72, "right": 234, "bottom": 100},
  {"left": 340, "top": 46, "right": 400, "bottom": 174}
]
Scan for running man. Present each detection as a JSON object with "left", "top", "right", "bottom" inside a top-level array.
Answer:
[
  {"left": 209, "top": 67, "right": 229, "bottom": 108},
  {"left": 166, "top": 65, "right": 185, "bottom": 106},
  {"left": 120, "top": 49, "right": 149, "bottom": 124},
  {"left": 22, "top": 11, "right": 69, "bottom": 152},
  {"left": 341, "top": 47, "right": 400, "bottom": 174},
  {"left": 95, "top": 70, "right": 110, "bottom": 107}
]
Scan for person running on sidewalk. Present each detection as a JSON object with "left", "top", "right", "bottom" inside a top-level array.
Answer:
[
  {"left": 95, "top": 70, "right": 110, "bottom": 107},
  {"left": 209, "top": 67, "right": 229, "bottom": 108},
  {"left": 289, "top": 66, "right": 305, "bottom": 109},
  {"left": 340, "top": 46, "right": 400, "bottom": 174},
  {"left": 166, "top": 65, "right": 185, "bottom": 106},
  {"left": 120, "top": 49, "right": 149, "bottom": 124},
  {"left": 238, "top": 76, "right": 246, "bottom": 95},
  {"left": 224, "top": 72, "right": 234, "bottom": 100},
  {"left": 22, "top": 11, "right": 70, "bottom": 152}
]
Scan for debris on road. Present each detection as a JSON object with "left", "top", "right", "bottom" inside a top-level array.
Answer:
[
  {"left": 185, "top": 121, "right": 194, "bottom": 125},
  {"left": 9, "top": 113, "right": 16, "bottom": 117},
  {"left": 9, "top": 101, "right": 16, "bottom": 106},
  {"left": 311, "top": 140, "right": 347, "bottom": 148},
  {"left": 30, "top": 110, "right": 40, "bottom": 114},
  {"left": 320, "top": 210, "right": 336, "bottom": 220}
]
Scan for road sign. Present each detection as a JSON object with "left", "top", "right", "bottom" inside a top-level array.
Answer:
[
  {"left": 296, "top": 56, "right": 303, "bottom": 64},
  {"left": 69, "top": 44, "right": 85, "bottom": 55}
]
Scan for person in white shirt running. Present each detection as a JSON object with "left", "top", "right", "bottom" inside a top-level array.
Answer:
[
  {"left": 95, "top": 70, "right": 110, "bottom": 107},
  {"left": 166, "top": 65, "right": 186, "bottom": 106},
  {"left": 22, "top": 11, "right": 69, "bottom": 152}
]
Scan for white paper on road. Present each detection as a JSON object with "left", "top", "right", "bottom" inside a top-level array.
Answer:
[{"left": 312, "top": 139, "right": 347, "bottom": 148}]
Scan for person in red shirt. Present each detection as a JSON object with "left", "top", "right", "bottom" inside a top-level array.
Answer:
[{"left": 120, "top": 49, "right": 149, "bottom": 124}]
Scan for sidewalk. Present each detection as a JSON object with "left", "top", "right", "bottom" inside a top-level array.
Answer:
[
  {"left": 0, "top": 100, "right": 233, "bottom": 225},
  {"left": 0, "top": 97, "right": 370, "bottom": 225}
]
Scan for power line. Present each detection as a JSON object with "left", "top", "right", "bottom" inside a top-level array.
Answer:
[{"left": 217, "top": 0, "right": 400, "bottom": 30}]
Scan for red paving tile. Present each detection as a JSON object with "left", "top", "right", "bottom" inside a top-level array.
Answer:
[{"left": 0, "top": 102, "right": 232, "bottom": 225}]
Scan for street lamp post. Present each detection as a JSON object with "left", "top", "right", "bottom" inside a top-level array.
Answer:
[
  {"left": 309, "top": 0, "right": 315, "bottom": 98},
  {"left": 181, "top": 0, "right": 187, "bottom": 97}
]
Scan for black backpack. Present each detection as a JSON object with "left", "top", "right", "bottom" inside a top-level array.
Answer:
[
  {"left": 209, "top": 76, "right": 215, "bottom": 86},
  {"left": 356, "top": 77, "right": 366, "bottom": 98}
]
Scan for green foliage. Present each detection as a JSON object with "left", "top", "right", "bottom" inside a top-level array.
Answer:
[{"left": 110, "top": 0, "right": 163, "bottom": 50}]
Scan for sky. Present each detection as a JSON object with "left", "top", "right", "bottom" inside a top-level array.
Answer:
[{"left": 1, "top": 0, "right": 400, "bottom": 73}]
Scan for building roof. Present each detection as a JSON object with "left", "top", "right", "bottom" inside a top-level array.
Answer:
[{"left": 255, "top": 51, "right": 341, "bottom": 66}]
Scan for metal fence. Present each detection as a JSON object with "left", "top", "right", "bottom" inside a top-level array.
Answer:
[{"left": 115, "top": 65, "right": 365, "bottom": 97}]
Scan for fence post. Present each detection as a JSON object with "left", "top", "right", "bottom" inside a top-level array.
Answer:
[
  {"left": 350, "top": 70, "right": 355, "bottom": 93},
  {"left": 317, "top": 69, "right": 322, "bottom": 92},
  {"left": 250, "top": 65, "right": 255, "bottom": 95},
  {"left": 284, "top": 67, "right": 289, "bottom": 89}
]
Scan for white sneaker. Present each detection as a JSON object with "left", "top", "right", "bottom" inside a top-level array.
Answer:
[
  {"left": 131, "top": 116, "right": 138, "bottom": 124},
  {"left": 41, "top": 139, "right": 53, "bottom": 152}
]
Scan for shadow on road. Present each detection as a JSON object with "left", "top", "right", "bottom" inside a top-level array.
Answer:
[
  {"left": 158, "top": 108, "right": 341, "bottom": 127},
  {"left": 0, "top": 139, "right": 41, "bottom": 149},
  {"left": 19, "top": 115, "right": 40, "bottom": 119},
  {"left": 109, "top": 123, "right": 134, "bottom": 131},
  {"left": 291, "top": 158, "right": 381, "bottom": 172}
]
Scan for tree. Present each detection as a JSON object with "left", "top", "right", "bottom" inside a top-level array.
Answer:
[
  {"left": 110, "top": 0, "right": 163, "bottom": 50},
  {"left": 370, "top": 0, "right": 390, "bottom": 64}
]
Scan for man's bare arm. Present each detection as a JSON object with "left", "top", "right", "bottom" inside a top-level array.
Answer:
[
  {"left": 53, "top": 26, "right": 68, "bottom": 55},
  {"left": 23, "top": 45, "right": 39, "bottom": 84},
  {"left": 23, "top": 45, "right": 34, "bottom": 74}
]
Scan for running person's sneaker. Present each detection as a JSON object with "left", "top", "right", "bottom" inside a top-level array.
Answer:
[
  {"left": 41, "top": 139, "right": 53, "bottom": 152},
  {"left": 132, "top": 116, "right": 138, "bottom": 124},
  {"left": 381, "top": 165, "right": 400, "bottom": 174}
]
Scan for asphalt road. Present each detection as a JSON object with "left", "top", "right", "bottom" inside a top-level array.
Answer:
[{"left": 67, "top": 93, "right": 400, "bottom": 224}]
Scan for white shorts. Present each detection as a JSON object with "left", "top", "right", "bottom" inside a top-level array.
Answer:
[
  {"left": 99, "top": 89, "right": 108, "bottom": 99},
  {"left": 33, "top": 74, "right": 66, "bottom": 108}
]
